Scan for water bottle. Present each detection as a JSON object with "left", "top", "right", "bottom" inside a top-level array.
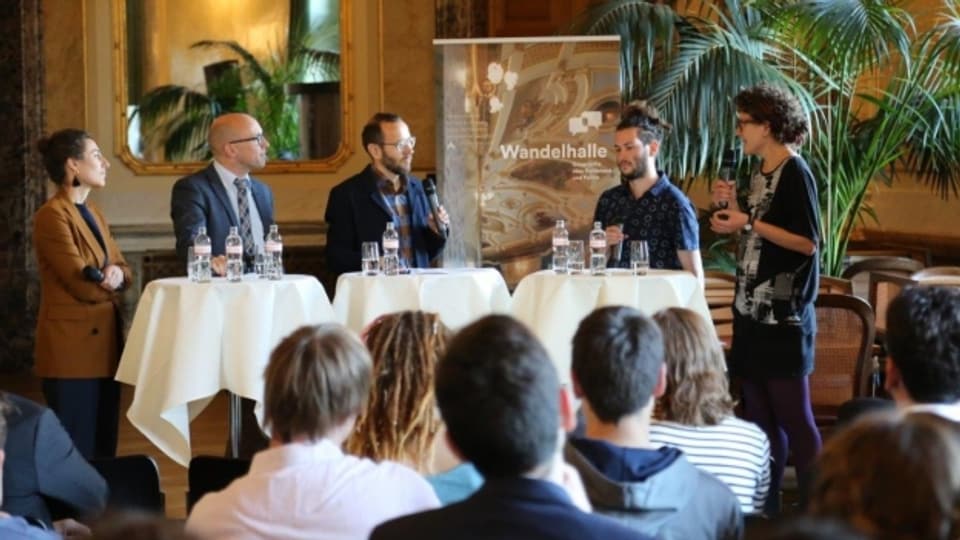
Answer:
[
  {"left": 551, "top": 219, "right": 569, "bottom": 274},
  {"left": 589, "top": 221, "right": 607, "bottom": 275},
  {"left": 192, "top": 226, "right": 212, "bottom": 283},
  {"left": 225, "top": 226, "right": 243, "bottom": 282},
  {"left": 382, "top": 222, "right": 400, "bottom": 276},
  {"left": 265, "top": 224, "right": 283, "bottom": 280}
]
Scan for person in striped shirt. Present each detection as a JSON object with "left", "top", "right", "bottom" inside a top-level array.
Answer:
[{"left": 650, "top": 307, "right": 771, "bottom": 514}]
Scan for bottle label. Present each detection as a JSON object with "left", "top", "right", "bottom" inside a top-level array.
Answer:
[
  {"left": 266, "top": 241, "right": 283, "bottom": 253},
  {"left": 383, "top": 239, "right": 400, "bottom": 250},
  {"left": 589, "top": 239, "right": 606, "bottom": 249},
  {"left": 226, "top": 245, "right": 242, "bottom": 255},
  {"left": 553, "top": 238, "right": 569, "bottom": 247},
  {"left": 193, "top": 245, "right": 212, "bottom": 255}
]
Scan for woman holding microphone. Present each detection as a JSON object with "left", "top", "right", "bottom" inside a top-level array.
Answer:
[
  {"left": 710, "top": 83, "right": 821, "bottom": 514},
  {"left": 33, "top": 129, "right": 131, "bottom": 459}
]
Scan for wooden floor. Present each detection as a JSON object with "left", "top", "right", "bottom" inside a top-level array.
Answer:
[{"left": 0, "top": 371, "right": 229, "bottom": 519}]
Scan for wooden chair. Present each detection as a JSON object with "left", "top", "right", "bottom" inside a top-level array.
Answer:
[
  {"left": 704, "top": 270, "right": 736, "bottom": 348},
  {"left": 868, "top": 271, "right": 918, "bottom": 343},
  {"left": 841, "top": 256, "right": 924, "bottom": 299},
  {"left": 819, "top": 276, "right": 853, "bottom": 295},
  {"left": 912, "top": 266, "right": 960, "bottom": 285},
  {"left": 809, "top": 294, "right": 876, "bottom": 438}
]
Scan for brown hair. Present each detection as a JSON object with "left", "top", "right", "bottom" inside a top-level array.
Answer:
[
  {"left": 263, "top": 324, "right": 372, "bottom": 443},
  {"left": 808, "top": 411, "right": 960, "bottom": 540},
  {"left": 616, "top": 100, "right": 672, "bottom": 144},
  {"left": 345, "top": 311, "right": 450, "bottom": 472},
  {"left": 37, "top": 128, "right": 90, "bottom": 186},
  {"left": 734, "top": 83, "right": 809, "bottom": 145},
  {"left": 652, "top": 307, "right": 734, "bottom": 425}
]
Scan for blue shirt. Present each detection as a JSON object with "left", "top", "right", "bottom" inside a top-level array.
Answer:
[{"left": 593, "top": 173, "right": 700, "bottom": 270}]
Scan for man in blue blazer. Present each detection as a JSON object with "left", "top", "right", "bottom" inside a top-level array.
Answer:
[
  {"left": 1, "top": 392, "right": 106, "bottom": 527},
  {"left": 324, "top": 112, "right": 447, "bottom": 279},
  {"left": 171, "top": 112, "right": 275, "bottom": 275},
  {"left": 371, "top": 316, "right": 648, "bottom": 540}
]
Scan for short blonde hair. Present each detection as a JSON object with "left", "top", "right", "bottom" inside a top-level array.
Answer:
[
  {"left": 809, "top": 411, "right": 960, "bottom": 540},
  {"left": 263, "top": 324, "right": 372, "bottom": 443},
  {"left": 652, "top": 307, "right": 734, "bottom": 425}
]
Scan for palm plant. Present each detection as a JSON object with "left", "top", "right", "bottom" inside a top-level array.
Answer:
[
  {"left": 135, "top": 20, "right": 339, "bottom": 161},
  {"left": 572, "top": 0, "right": 960, "bottom": 275}
]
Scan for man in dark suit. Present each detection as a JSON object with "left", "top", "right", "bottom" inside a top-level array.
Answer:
[
  {"left": 1, "top": 392, "right": 106, "bottom": 528},
  {"left": 171, "top": 112, "right": 275, "bottom": 276},
  {"left": 324, "top": 112, "right": 447, "bottom": 279},
  {"left": 170, "top": 112, "right": 275, "bottom": 457},
  {"left": 371, "top": 315, "right": 647, "bottom": 540}
]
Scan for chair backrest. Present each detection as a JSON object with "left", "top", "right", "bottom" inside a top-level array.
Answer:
[
  {"left": 819, "top": 276, "right": 853, "bottom": 295},
  {"left": 187, "top": 455, "right": 251, "bottom": 514},
  {"left": 89, "top": 455, "right": 165, "bottom": 514},
  {"left": 810, "top": 294, "right": 876, "bottom": 419},
  {"left": 912, "top": 266, "right": 960, "bottom": 286},
  {"left": 704, "top": 270, "right": 736, "bottom": 347},
  {"left": 840, "top": 256, "right": 925, "bottom": 280},
  {"left": 868, "top": 271, "right": 917, "bottom": 337}
]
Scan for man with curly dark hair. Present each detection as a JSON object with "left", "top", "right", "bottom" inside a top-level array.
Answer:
[
  {"left": 593, "top": 101, "right": 703, "bottom": 286},
  {"left": 710, "top": 82, "right": 822, "bottom": 515}
]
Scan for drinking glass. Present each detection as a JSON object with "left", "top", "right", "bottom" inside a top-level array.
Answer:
[
  {"left": 254, "top": 251, "right": 267, "bottom": 278},
  {"left": 630, "top": 240, "right": 650, "bottom": 276},
  {"left": 361, "top": 242, "right": 380, "bottom": 275},
  {"left": 186, "top": 246, "right": 197, "bottom": 281},
  {"left": 568, "top": 240, "right": 585, "bottom": 273}
]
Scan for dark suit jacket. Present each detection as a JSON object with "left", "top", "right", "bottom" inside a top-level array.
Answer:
[
  {"left": 32, "top": 192, "right": 131, "bottom": 379},
  {"left": 370, "top": 477, "right": 648, "bottom": 540},
  {"left": 1, "top": 393, "right": 107, "bottom": 526},
  {"left": 171, "top": 163, "right": 275, "bottom": 263},
  {"left": 324, "top": 164, "right": 446, "bottom": 278}
]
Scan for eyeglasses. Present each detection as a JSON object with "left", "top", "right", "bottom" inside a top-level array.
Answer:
[
  {"left": 228, "top": 133, "right": 266, "bottom": 146},
  {"left": 379, "top": 136, "right": 416, "bottom": 151},
  {"left": 735, "top": 118, "right": 761, "bottom": 129}
]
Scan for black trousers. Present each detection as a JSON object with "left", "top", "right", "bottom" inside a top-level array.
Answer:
[{"left": 41, "top": 377, "right": 120, "bottom": 459}]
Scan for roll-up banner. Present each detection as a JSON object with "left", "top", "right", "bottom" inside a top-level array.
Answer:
[{"left": 434, "top": 36, "right": 621, "bottom": 287}]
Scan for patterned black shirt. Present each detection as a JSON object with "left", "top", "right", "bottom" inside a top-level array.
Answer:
[{"left": 593, "top": 172, "right": 700, "bottom": 269}]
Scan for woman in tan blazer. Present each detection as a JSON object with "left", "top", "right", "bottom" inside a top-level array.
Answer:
[{"left": 33, "top": 129, "right": 131, "bottom": 459}]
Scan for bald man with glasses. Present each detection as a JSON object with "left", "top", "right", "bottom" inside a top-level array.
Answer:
[
  {"left": 325, "top": 112, "right": 448, "bottom": 280},
  {"left": 171, "top": 112, "right": 276, "bottom": 277}
]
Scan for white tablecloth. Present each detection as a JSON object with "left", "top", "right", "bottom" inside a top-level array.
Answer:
[
  {"left": 115, "top": 275, "right": 335, "bottom": 466},
  {"left": 332, "top": 268, "right": 512, "bottom": 333},
  {"left": 511, "top": 269, "right": 711, "bottom": 384}
]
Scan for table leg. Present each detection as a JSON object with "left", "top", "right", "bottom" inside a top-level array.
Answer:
[{"left": 229, "top": 392, "right": 242, "bottom": 458}]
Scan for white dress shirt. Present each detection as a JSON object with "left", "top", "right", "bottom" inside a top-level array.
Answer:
[
  {"left": 212, "top": 160, "right": 266, "bottom": 254},
  {"left": 186, "top": 439, "right": 440, "bottom": 540}
]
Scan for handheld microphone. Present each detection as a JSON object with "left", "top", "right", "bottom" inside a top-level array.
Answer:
[
  {"left": 423, "top": 177, "right": 448, "bottom": 239},
  {"left": 718, "top": 149, "right": 738, "bottom": 210},
  {"left": 83, "top": 265, "right": 104, "bottom": 283}
]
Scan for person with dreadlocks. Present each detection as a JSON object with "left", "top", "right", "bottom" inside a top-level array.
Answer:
[{"left": 346, "top": 311, "right": 483, "bottom": 504}]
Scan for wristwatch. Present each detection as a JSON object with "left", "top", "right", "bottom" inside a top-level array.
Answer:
[{"left": 743, "top": 214, "right": 756, "bottom": 232}]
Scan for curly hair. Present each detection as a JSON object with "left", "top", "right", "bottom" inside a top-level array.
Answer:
[
  {"left": 345, "top": 311, "right": 451, "bottom": 473},
  {"left": 652, "top": 307, "right": 734, "bottom": 425},
  {"left": 808, "top": 411, "right": 960, "bottom": 540},
  {"left": 734, "top": 83, "right": 809, "bottom": 145},
  {"left": 616, "top": 100, "right": 672, "bottom": 144}
]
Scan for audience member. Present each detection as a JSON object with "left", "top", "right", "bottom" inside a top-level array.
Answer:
[
  {"left": 649, "top": 307, "right": 771, "bottom": 514},
  {"left": 593, "top": 101, "right": 703, "bottom": 284},
  {"left": 371, "top": 315, "right": 645, "bottom": 540},
  {"left": 186, "top": 324, "right": 439, "bottom": 540},
  {"left": 566, "top": 306, "right": 742, "bottom": 539},
  {"left": 1, "top": 392, "right": 106, "bottom": 527},
  {"left": 837, "top": 285, "right": 960, "bottom": 425},
  {"left": 344, "top": 311, "right": 482, "bottom": 504},
  {"left": 807, "top": 411, "right": 960, "bottom": 539},
  {"left": 324, "top": 112, "right": 448, "bottom": 279}
]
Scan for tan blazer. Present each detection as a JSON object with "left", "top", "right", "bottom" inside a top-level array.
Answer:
[{"left": 33, "top": 191, "right": 132, "bottom": 378}]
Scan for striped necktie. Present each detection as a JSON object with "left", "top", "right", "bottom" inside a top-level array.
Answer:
[{"left": 233, "top": 177, "right": 256, "bottom": 258}]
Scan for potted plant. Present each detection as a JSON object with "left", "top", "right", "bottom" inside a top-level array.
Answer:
[{"left": 572, "top": 0, "right": 960, "bottom": 275}]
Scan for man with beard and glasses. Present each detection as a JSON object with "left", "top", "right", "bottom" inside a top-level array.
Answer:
[
  {"left": 325, "top": 112, "right": 449, "bottom": 279},
  {"left": 593, "top": 102, "right": 702, "bottom": 286}
]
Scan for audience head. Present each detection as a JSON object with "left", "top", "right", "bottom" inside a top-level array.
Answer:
[
  {"left": 652, "top": 307, "right": 734, "bottom": 425},
  {"left": 885, "top": 286, "right": 960, "bottom": 405},
  {"left": 572, "top": 306, "right": 664, "bottom": 424},
  {"left": 207, "top": 113, "right": 269, "bottom": 173},
  {"left": 346, "top": 311, "right": 451, "bottom": 471},
  {"left": 436, "top": 315, "right": 562, "bottom": 478},
  {"left": 808, "top": 411, "right": 960, "bottom": 540},
  {"left": 38, "top": 128, "right": 107, "bottom": 187},
  {"left": 263, "top": 324, "right": 372, "bottom": 444},
  {"left": 734, "top": 82, "right": 809, "bottom": 146},
  {"left": 361, "top": 112, "right": 414, "bottom": 177}
]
